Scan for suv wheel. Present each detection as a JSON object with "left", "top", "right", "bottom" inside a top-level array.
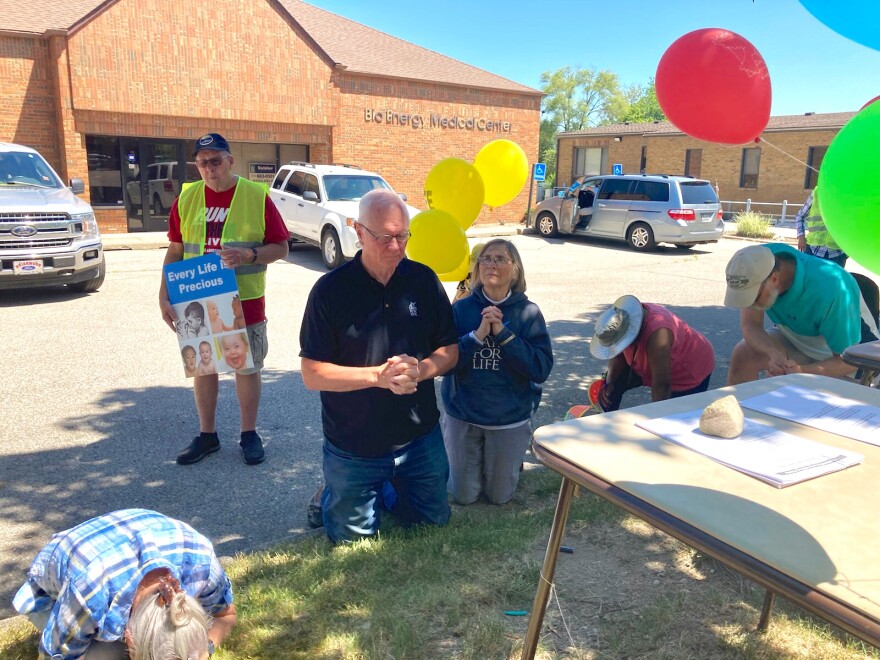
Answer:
[
  {"left": 536, "top": 212, "right": 558, "bottom": 238},
  {"left": 321, "top": 228, "right": 344, "bottom": 270},
  {"left": 69, "top": 261, "right": 106, "bottom": 293},
  {"left": 626, "top": 223, "right": 656, "bottom": 251}
]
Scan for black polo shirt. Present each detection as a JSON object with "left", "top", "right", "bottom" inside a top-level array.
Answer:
[{"left": 299, "top": 252, "right": 457, "bottom": 457}]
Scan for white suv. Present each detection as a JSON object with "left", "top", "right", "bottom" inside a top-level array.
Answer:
[{"left": 269, "top": 162, "right": 419, "bottom": 269}]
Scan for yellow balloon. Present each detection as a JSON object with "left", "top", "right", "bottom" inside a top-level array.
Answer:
[
  {"left": 406, "top": 210, "right": 468, "bottom": 274},
  {"left": 473, "top": 139, "right": 529, "bottom": 208},
  {"left": 424, "top": 158, "right": 485, "bottom": 230},
  {"left": 437, "top": 250, "right": 470, "bottom": 282}
]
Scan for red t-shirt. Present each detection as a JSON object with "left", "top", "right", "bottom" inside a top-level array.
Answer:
[
  {"left": 168, "top": 180, "right": 289, "bottom": 325},
  {"left": 622, "top": 303, "right": 714, "bottom": 391}
]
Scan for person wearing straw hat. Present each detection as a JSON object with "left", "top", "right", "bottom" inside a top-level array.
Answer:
[{"left": 590, "top": 295, "right": 714, "bottom": 412}]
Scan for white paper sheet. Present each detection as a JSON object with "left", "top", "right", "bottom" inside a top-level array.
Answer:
[
  {"left": 739, "top": 385, "right": 880, "bottom": 447},
  {"left": 637, "top": 411, "right": 863, "bottom": 488}
]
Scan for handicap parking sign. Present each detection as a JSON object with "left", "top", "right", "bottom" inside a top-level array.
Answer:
[
  {"left": 612, "top": 163, "right": 623, "bottom": 176},
  {"left": 533, "top": 163, "right": 546, "bottom": 181}
]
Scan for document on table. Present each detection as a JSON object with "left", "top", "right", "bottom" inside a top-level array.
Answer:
[
  {"left": 740, "top": 385, "right": 880, "bottom": 447},
  {"left": 637, "top": 412, "right": 863, "bottom": 488}
]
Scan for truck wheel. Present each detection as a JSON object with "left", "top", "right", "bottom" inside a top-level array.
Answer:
[
  {"left": 69, "top": 261, "right": 106, "bottom": 293},
  {"left": 536, "top": 212, "right": 558, "bottom": 238},
  {"left": 152, "top": 194, "right": 163, "bottom": 216},
  {"left": 626, "top": 223, "right": 656, "bottom": 251},
  {"left": 321, "top": 228, "right": 344, "bottom": 270}
]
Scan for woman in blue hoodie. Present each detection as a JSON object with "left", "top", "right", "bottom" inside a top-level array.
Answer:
[{"left": 441, "top": 239, "right": 554, "bottom": 505}]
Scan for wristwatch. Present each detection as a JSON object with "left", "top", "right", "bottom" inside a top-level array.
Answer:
[
  {"left": 250, "top": 247, "right": 259, "bottom": 263},
  {"left": 208, "top": 640, "right": 216, "bottom": 656}
]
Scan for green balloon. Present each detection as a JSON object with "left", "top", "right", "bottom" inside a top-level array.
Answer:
[{"left": 819, "top": 102, "right": 880, "bottom": 273}]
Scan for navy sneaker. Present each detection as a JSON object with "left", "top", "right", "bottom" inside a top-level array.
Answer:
[
  {"left": 176, "top": 435, "right": 220, "bottom": 465},
  {"left": 239, "top": 432, "right": 265, "bottom": 465}
]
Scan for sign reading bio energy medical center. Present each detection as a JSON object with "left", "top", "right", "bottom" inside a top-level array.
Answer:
[{"left": 364, "top": 109, "right": 512, "bottom": 132}]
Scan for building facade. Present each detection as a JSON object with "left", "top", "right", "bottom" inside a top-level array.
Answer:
[
  {"left": 556, "top": 112, "right": 854, "bottom": 219},
  {"left": 1, "top": 0, "right": 541, "bottom": 233}
]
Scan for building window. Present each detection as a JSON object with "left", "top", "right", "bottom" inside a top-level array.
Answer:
[
  {"left": 86, "top": 135, "right": 123, "bottom": 206},
  {"left": 805, "top": 145, "right": 827, "bottom": 189},
  {"left": 684, "top": 149, "right": 702, "bottom": 178},
  {"left": 640, "top": 146, "right": 647, "bottom": 174},
  {"left": 740, "top": 147, "right": 761, "bottom": 188},
  {"left": 573, "top": 147, "right": 605, "bottom": 177}
]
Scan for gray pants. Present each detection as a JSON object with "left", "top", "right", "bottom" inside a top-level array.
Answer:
[{"left": 442, "top": 414, "right": 532, "bottom": 505}]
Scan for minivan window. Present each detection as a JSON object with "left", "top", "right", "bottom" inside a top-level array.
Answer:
[
  {"left": 633, "top": 180, "right": 669, "bottom": 202},
  {"left": 679, "top": 181, "right": 719, "bottom": 204},
  {"left": 597, "top": 179, "right": 633, "bottom": 201}
]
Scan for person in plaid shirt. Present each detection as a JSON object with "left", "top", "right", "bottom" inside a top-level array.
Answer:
[{"left": 13, "top": 509, "right": 236, "bottom": 659}]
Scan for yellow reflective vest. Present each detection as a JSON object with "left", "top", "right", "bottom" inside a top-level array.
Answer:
[
  {"left": 178, "top": 177, "right": 267, "bottom": 300},
  {"left": 804, "top": 188, "right": 842, "bottom": 250}
]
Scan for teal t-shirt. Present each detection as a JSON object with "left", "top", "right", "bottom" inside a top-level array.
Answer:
[{"left": 766, "top": 243, "right": 861, "bottom": 354}]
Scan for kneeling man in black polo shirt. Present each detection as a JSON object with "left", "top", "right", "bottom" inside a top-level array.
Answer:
[{"left": 299, "top": 189, "right": 459, "bottom": 542}]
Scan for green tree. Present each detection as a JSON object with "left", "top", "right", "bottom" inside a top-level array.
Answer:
[
  {"left": 539, "top": 66, "right": 622, "bottom": 184},
  {"left": 608, "top": 79, "right": 665, "bottom": 124}
]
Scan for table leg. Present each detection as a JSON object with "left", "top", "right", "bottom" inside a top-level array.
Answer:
[
  {"left": 521, "top": 477, "right": 578, "bottom": 659},
  {"left": 758, "top": 589, "right": 776, "bottom": 632}
]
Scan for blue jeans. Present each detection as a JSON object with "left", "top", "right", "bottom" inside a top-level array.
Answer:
[{"left": 321, "top": 424, "right": 451, "bottom": 543}]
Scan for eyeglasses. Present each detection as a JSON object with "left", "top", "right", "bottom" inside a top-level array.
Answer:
[
  {"left": 357, "top": 223, "right": 411, "bottom": 245},
  {"left": 477, "top": 255, "right": 512, "bottom": 266},
  {"left": 195, "top": 156, "right": 227, "bottom": 168}
]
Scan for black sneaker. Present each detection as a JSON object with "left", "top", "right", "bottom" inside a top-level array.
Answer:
[
  {"left": 239, "top": 432, "right": 265, "bottom": 465},
  {"left": 307, "top": 485, "right": 324, "bottom": 528},
  {"left": 176, "top": 435, "right": 220, "bottom": 465}
]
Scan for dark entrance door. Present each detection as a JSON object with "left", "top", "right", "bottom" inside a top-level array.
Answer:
[{"left": 123, "top": 139, "right": 188, "bottom": 232}]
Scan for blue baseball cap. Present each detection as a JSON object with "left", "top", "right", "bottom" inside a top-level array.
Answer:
[{"left": 193, "top": 133, "right": 230, "bottom": 156}]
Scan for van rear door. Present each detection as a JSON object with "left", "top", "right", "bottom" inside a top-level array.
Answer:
[{"left": 678, "top": 181, "right": 720, "bottom": 238}]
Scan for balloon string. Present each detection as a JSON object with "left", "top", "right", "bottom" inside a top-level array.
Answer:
[{"left": 756, "top": 136, "right": 819, "bottom": 173}]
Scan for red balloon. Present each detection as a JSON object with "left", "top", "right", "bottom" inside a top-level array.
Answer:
[
  {"left": 861, "top": 94, "right": 880, "bottom": 111},
  {"left": 656, "top": 28, "right": 772, "bottom": 145}
]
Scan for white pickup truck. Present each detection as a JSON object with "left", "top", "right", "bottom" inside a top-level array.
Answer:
[{"left": 0, "top": 142, "right": 105, "bottom": 292}]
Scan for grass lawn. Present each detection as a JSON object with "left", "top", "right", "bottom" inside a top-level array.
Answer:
[{"left": 1, "top": 468, "right": 877, "bottom": 659}]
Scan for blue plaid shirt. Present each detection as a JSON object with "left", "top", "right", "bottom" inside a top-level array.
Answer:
[{"left": 13, "top": 509, "right": 234, "bottom": 660}]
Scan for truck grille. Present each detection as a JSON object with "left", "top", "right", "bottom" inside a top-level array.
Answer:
[
  {"left": 0, "top": 212, "right": 76, "bottom": 248},
  {"left": 0, "top": 238, "right": 73, "bottom": 249},
  {"left": 0, "top": 212, "right": 70, "bottom": 222}
]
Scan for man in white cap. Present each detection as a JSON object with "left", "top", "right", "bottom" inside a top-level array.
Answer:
[{"left": 723, "top": 243, "right": 876, "bottom": 384}]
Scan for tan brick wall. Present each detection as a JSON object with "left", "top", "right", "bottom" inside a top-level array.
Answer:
[
  {"left": 0, "top": 35, "right": 60, "bottom": 165},
  {"left": 558, "top": 129, "right": 838, "bottom": 213},
  {"left": 335, "top": 75, "right": 541, "bottom": 224}
]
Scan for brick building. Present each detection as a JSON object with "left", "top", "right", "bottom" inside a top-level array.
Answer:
[
  {"left": 0, "top": 0, "right": 541, "bottom": 233},
  {"left": 556, "top": 112, "right": 854, "bottom": 218}
]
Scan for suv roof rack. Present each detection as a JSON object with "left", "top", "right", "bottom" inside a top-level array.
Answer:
[
  {"left": 286, "top": 161, "right": 315, "bottom": 168},
  {"left": 329, "top": 163, "right": 360, "bottom": 169}
]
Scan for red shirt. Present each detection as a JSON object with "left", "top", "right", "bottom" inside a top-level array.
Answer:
[
  {"left": 168, "top": 180, "right": 288, "bottom": 325},
  {"left": 622, "top": 303, "right": 714, "bottom": 391}
]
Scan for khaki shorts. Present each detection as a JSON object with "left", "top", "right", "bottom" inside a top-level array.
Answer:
[
  {"left": 765, "top": 326, "right": 816, "bottom": 366},
  {"left": 237, "top": 320, "right": 268, "bottom": 375}
]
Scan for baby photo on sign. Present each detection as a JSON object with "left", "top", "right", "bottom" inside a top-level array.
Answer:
[{"left": 172, "top": 293, "right": 253, "bottom": 377}]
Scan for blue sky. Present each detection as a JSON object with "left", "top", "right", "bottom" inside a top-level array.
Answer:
[{"left": 307, "top": 0, "right": 880, "bottom": 116}]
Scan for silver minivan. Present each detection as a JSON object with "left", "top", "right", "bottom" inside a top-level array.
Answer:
[{"left": 529, "top": 174, "right": 724, "bottom": 251}]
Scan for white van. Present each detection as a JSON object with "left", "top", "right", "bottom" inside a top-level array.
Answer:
[{"left": 0, "top": 142, "right": 105, "bottom": 291}]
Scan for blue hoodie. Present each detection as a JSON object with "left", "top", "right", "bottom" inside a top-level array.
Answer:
[{"left": 441, "top": 285, "right": 554, "bottom": 426}]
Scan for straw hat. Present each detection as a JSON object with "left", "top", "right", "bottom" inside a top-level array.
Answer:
[{"left": 589, "top": 295, "right": 644, "bottom": 360}]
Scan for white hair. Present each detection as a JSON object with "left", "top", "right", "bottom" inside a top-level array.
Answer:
[
  {"left": 358, "top": 189, "right": 408, "bottom": 228},
  {"left": 127, "top": 589, "right": 211, "bottom": 660}
]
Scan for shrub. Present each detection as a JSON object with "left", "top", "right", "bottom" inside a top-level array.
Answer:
[{"left": 734, "top": 210, "right": 774, "bottom": 239}]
